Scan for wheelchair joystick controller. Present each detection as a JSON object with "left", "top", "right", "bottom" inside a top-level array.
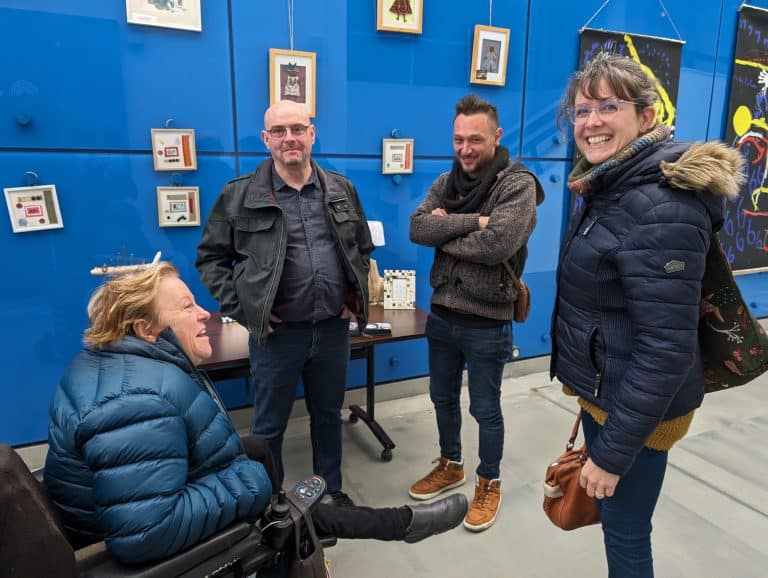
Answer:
[{"left": 263, "top": 490, "right": 293, "bottom": 550}]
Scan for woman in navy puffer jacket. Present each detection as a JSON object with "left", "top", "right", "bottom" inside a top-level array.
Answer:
[{"left": 551, "top": 53, "right": 744, "bottom": 577}]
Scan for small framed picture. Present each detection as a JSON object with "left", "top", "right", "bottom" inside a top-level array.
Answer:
[
  {"left": 157, "top": 186, "right": 200, "bottom": 227},
  {"left": 377, "top": 0, "right": 423, "bottom": 34},
  {"left": 470, "top": 25, "right": 510, "bottom": 86},
  {"left": 383, "top": 269, "right": 416, "bottom": 310},
  {"left": 4, "top": 184, "right": 64, "bottom": 233},
  {"left": 125, "top": 0, "right": 202, "bottom": 32},
  {"left": 269, "top": 49, "right": 317, "bottom": 118},
  {"left": 382, "top": 138, "right": 414, "bottom": 174},
  {"left": 151, "top": 128, "right": 197, "bottom": 171}
]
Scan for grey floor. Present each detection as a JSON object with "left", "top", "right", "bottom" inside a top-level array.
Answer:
[
  {"left": 279, "top": 366, "right": 768, "bottom": 578},
  {"left": 17, "top": 360, "right": 768, "bottom": 577}
]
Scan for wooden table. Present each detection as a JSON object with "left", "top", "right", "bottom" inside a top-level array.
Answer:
[{"left": 201, "top": 306, "right": 428, "bottom": 461}]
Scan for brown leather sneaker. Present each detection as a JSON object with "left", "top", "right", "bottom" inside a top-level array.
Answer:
[
  {"left": 463, "top": 476, "right": 501, "bottom": 532},
  {"left": 409, "top": 457, "right": 466, "bottom": 500}
]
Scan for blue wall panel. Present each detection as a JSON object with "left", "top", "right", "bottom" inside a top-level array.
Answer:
[{"left": 1, "top": 1, "right": 766, "bottom": 445}]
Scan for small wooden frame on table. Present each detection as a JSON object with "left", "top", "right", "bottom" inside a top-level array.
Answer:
[
  {"left": 383, "top": 269, "right": 416, "bottom": 309},
  {"left": 469, "top": 25, "right": 510, "bottom": 86},
  {"left": 269, "top": 48, "right": 317, "bottom": 118}
]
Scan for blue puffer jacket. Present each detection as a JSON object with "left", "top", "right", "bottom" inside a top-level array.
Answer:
[
  {"left": 551, "top": 139, "right": 742, "bottom": 476},
  {"left": 44, "top": 332, "right": 272, "bottom": 564}
]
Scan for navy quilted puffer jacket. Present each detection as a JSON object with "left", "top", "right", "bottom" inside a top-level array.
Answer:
[
  {"left": 44, "top": 332, "right": 272, "bottom": 564},
  {"left": 551, "top": 139, "right": 742, "bottom": 476}
]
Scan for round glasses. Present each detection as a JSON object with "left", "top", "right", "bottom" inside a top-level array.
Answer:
[{"left": 567, "top": 98, "right": 635, "bottom": 124}]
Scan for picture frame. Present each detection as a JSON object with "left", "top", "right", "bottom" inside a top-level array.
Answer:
[
  {"left": 383, "top": 269, "right": 416, "bottom": 310},
  {"left": 125, "top": 0, "right": 202, "bottom": 32},
  {"left": 157, "top": 186, "right": 200, "bottom": 227},
  {"left": 377, "top": 0, "right": 423, "bottom": 34},
  {"left": 4, "top": 184, "right": 64, "bottom": 233},
  {"left": 269, "top": 49, "right": 317, "bottom": 118},
  {"left": 382, "top": 138, "right": 414, "bottom": 174},
  {"left": 150, "top": 128, "right": 198, "bottom": 171},
  {"left": 469, "top": 25, "right": 510, "bottom": 86}
]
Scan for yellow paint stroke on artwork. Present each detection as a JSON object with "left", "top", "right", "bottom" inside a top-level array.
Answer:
[
  {"left": 624, "top": 34, "right": 676, "bottom": 127},
  {"left": 733, "top": 105, "right": 753, "bottom": 136},
  {"left": 734, "top": 58, "right": 768, "bottom": 72},
  {"left": 751, "top": 186, "right": 768, "bottom": 211}
]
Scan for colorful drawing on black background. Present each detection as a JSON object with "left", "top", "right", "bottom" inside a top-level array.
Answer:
[
  {"left": 570, "top": 29, "right": 683, "bottom": 217},
  {"left": 723, "top": 5, "right": 768, "bottom": 272}
]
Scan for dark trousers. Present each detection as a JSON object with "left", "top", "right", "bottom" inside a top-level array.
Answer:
[
  {"left": 425, "top": 313, "right": 512, "bottom": 479},
  {"left": 248, "top": 318, "right": 350, "bottom": 492},
  {"left": 240, "top": 436, "right": 408, "bottom": 541},
  {"left": 582, "top": 412, "right": 668, "bottom": 578}
]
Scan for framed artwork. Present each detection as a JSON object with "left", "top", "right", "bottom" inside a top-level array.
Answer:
[
  {"left": 269, "top": 49, "right": 317, "bottom": 118},
  {"left": 151, "top": 128, "right": 197, "bottom": 171},
  {"left": 157, "top": 186, "right": 200, "bottom": 227},
  {"left": 383, "top": 269, "right": 416, "bottom": 309},
  {"left": 125, "top": 0, "right": 202, "bottom": 32},
  {"left": 4, "top": 184, "right": 64, "bottom": 233},
  {"left": 469, "top": 25, "right": 510, "bottom": 86},
  {"left": 377, "top": 0, "right": 423, "bottom": 34},
  {"left": 382, "top": 138, "right": 414, "bottom": 174}
]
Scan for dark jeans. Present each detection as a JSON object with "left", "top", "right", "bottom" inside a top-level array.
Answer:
[
  {"left": 240, "top": 436, "right": 408, "bottom": 541},
  {"left": 425, "top": 313, "right": 512, "bottom": 480},
  {"left": 582, "top": 411, "right": 668, "bottom": 578},
  {"left": 248, "top": 317, "right": 350, "bottom": 492}
]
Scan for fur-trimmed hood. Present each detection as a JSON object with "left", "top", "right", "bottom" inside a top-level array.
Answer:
[{"left": 660, "top": 141, "right": 745, "bottom": 199}]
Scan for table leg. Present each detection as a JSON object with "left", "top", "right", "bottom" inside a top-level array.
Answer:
[{"left": 348, "top": 344, "right": 396, "bottom": 461}]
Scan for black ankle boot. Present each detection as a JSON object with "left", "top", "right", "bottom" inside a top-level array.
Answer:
[{"left": 404, "top": 493, "right": 468, "bottom": 543}]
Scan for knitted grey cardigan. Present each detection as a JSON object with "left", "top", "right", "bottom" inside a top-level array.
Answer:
[{"left": 409, "top": 160, "right": 541, "bottom": 321}]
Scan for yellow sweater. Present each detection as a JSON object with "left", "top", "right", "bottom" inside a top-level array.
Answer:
[{"left": 563, "top": 385, "right": 694, "bottom": 451}]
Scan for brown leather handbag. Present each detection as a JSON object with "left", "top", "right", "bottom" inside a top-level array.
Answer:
[
  {"left": 543, "top": 415, "right": 600, "bottom": 531},
  {"left": 502, "top": 261, "right": 530, "bottom": 323}
]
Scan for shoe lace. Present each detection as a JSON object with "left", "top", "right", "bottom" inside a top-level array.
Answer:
[
  {"left": 424, "top": 458, "right": 452, "bottom": 483},
  {"left": 474, "top": 482, "right": 496, "bottom": 510}
]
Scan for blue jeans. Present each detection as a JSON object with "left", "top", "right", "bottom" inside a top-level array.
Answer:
[
  {"left": 582, "top": 411, "right": 668, "bottom": 578},
  {"left": 425, "top": 312, "right": 512, "bottom": 480},
  {"left": 248, "top": 317, "right": 350, "bottom": 493}
]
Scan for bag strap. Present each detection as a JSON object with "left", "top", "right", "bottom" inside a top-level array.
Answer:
[
  {"left": 565, "top": 413, "right": 582, "bottom": 451},
  {"left": 502, "top": 260, "right": 522, "bottom": 286},
  {"left": 293, "top": 510, "right": 322, "bottom": 562}
]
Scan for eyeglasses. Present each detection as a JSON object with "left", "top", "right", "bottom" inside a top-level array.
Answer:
[
  {"left": 265, "top": 124, "right": 310, "bottom": 138},
  {"left": 567, "top": 98, "right": 636, "bottom": 124}
]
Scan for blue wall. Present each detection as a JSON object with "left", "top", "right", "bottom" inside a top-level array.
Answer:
[{"left": 2, "top": 0, "right": 767, "bottom": 445}]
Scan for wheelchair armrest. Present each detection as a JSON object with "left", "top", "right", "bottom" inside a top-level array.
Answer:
[{"left": 79, "top": 521, "right": 254, "bottom": 578}]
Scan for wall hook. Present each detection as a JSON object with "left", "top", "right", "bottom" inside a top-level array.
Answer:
[
  {"left": 24, "top": 171, "right": 39, "bottom": 186},
  {"left": 16, "top": 113, "right": 32, "bottom": 127},
  {"left": 390, "top": 128, "right": 401, "bottom": 138},
  {"left": 391, "top": 174, "right": 402, "bottom": 186},
  {"left": 164, "top": 118, "right": 177, "bottom": 129}
]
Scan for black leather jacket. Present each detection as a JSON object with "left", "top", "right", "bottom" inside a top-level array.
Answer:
[{"left": 196, "top": 159, "right": 373, "bottom": 344}]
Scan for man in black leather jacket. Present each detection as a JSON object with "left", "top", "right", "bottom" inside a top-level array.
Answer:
[{"left": 196, "top": 100, "right": 374, "bottom": 507}]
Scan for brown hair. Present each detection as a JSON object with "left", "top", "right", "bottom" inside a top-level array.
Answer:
[
  {"left": 557, "top": 52, "right": 660, "bottom": 132},
  {"left": 455, "top": 93, "right": 499, "bottom": 129},
  {"left": 84, "top": 262, "right": 178, "bottom": 347}
]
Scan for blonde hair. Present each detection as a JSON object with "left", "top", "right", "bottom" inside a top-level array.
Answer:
[{"left": 84, "top": 262, "right": 178, "bottom": 348}]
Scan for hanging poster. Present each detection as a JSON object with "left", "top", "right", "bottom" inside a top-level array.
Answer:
[
  {"left": 569, "top": 30, "right": 683, "bottom": 217},
  {"left": 723, "top": 4, "right": 768, "bottom": 273},
  {"left": 269, "top": 49, "right": 317, "bottom": 118}
]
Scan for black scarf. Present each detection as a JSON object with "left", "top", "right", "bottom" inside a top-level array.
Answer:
[{"left": 443, "top": 145, "right": 510, "bottom": 214}]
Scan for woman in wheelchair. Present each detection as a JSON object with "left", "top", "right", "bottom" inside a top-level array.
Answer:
[{"left": 43, "top": 263, "right": 467, "bottom": 567}]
